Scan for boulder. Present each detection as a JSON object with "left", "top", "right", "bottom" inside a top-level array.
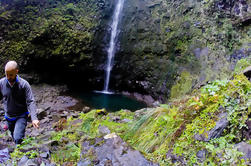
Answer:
[
  {"left": 195, "top": 113, "right": 228, "bottom": 141},
  {"left": 0, "top": 148, "right": 10, "bottom": 164},
  {"left": 98, "top": 125, "right": 111, "bottom": 135},
  {"left": 196, "top": 149, "right": 208, "bottom": 163},
  {"left": 235, "top": 142, "right": 251, "bottom": 162},
  {"left": 78, "top": 134, "right": 158, "bottom": 166}
]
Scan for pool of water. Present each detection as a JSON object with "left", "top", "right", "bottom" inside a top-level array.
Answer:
[{"left": 72, "top": 91, "right": 147, "bottom": 112}]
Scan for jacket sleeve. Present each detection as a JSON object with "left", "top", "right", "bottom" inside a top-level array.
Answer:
[
  {"left": 24, "top": 81, "right": 38, "bottom": 121},
  {"left": 0, "top": 80, "right": 3, "bottom": 100}
]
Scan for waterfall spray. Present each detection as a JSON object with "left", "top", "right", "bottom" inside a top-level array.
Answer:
[{"left": 103, "top": 0, "right": 125, "bottom": 93}]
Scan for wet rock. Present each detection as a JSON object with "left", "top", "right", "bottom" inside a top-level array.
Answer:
[
  {"left": 30, "top": 129, "right": 40, "bottom": 137},
  {"left": 122, "top": 91, "right": 155, "bottom": 106},
  {"left": 166, "top": 150, "right": 185, "bottom": 164},
  {"left": 193, "top": 48, "right": 201, "bottom": 59},
  {"left": 0, "top": 148, "right": 10, "bottom": 164},
  {"left": 71, "top": 112, "right": 79, "bottom": 118},
  {"left": 98, "top": 125, "right": 111, "bottom": 135},
  {"left": 235, "top": 142, "right": 251, "bottom": 162},
  {"left": 196, "top": 149, "right": 208, "bottom": 163},
  {"left": 242, "top": 119, "right": 251, "bottom": 140},
  {"left": 77, "top": 160, "right": 92, "bottom": 166},
  {"left": 37, "top": 108, "right": 47, "bottom": 120},
  {"left": 82, "top": 106, "right": 91, "bottom": 113},
  {"left": 18, "top": 155, "right": 29, "bottom": 166},
  {"left": 20, "top": 159, "right": 38, "bottom": 166},
  {"left": 51, "top": 114, "right": 61, "bottom": 122},
  {"left": 183, "top": 21, "right": 191, "bottom": 29},
  {"left": 111, "top": 116, "right": 121, "bottom": 122},
  {"left": 195, "top": 112, "right": 228, "bottom": 141},
  {"left": 40, "top": 117, "right": 50, "bottom": 124},
  {"left": 242, "top": 66, "right": 251, "bottom": 80},
  {"left": 79, "top": 135, "right": 158, "bottom": 166},
  {"left": 19, "top": 73, "right": 41, "bottom": 85},
  {"left": 96, "top": 109, "right": 107, "bottom": 116},
  {"left": 144, "top": 95, "right": 155, "bottom": 105},
  {"left": 153, "top": 101, "right": 160, "bottom": 107},
  {"left": 229, "top": 48, "right": 250, "bottom": 71},
  {"left": 165, "top": 27, "right": 171, "bottom": 32},
  {"left": 32, "top": 84, "right": 77, "bottom": 113},
  {"left": 40, "top": 152, "right": 49, "bottom": 159},
  {"left": 134, "top": 108, "right": 152, "bottom": 119},
  {"left": 121, "top": 119, "right": 131, "bottom": 123}
]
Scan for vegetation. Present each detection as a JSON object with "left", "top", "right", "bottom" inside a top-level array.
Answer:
[
  {"left": 9, "top": 137, "right": 39, "bottom": 165},
  {"left": 0, "top": 0, "right": 102, "bottom": 73},
  {"left": 15, "top": 73, "right": 247, "bottom": 165},
  {"left": 0, "top": 0, "right": 250, "bottom": 165}
]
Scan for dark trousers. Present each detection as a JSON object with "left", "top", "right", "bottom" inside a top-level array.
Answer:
[{"left": 7, "top": 115, "right": 27, "bottom": 144}]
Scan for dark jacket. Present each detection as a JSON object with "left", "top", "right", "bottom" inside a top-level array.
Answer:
[{"left": 0, "top": 75, "right": 37, "bottom": 121}]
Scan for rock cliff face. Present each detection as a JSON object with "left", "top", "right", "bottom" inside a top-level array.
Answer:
[
  {"left": 0, "top": 0, "right": 250, "bottom": 101},
  {"left": 109, "top": 0, "right": 251, "bottom": 101},
  {"left": 0, "top": 0, "right": 115, "bottom": 89}
]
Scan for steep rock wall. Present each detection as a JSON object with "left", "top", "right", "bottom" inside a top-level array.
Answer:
[{"left": 110, "top": 0, "right": 251, "bottom": 101}]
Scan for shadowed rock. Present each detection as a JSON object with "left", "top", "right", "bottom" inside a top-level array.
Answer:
[
  {"left": 0, "top": 148, "right": 10, "bottom": 164},
  {"left": 78, "top": 134, "right": 158, "bottom": 166},
  {"left": 243, "top": 66, "right": 251, "bottom": 80},
  {"left": 235, "top": 142, "right": 251, "bottom": 162},
  {"left": 195, "top": 112, "right": 228, "bottom": 142}
]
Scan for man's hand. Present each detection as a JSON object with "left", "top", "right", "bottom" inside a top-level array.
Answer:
[{"left": 32, "top": 120, "right": 40, "bottom": 128}]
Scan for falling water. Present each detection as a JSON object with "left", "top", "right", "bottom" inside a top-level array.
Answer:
[{"left": 103, "top": 0, "right": 125, "bottom": 93}]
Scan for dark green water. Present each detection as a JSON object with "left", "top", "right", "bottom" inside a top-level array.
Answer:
[{"left": 74, "top": 91, "right": 147, "bottom": 112}]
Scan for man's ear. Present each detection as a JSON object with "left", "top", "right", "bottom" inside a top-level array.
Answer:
[{"left": 16, "top": 69, "right": 19, "bottom": 74}]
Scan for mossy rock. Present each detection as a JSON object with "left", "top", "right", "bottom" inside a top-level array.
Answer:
[{"left": 170, "top": 71, "right": 193, "bottom": 99}]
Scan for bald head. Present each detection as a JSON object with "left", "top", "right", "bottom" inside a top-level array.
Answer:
[
  {"left": 5, "top": 61, "right": 18, "bottom": 72},
  {"left": 5, "top": 61, "right": 19, "bottom": 84}
]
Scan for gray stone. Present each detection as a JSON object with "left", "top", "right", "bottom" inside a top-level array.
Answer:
[
  {"left": 121, "top": 119, "right": 132, "bottom": 123},
  {"left": 143, "top": 95, "right": 155, "bottom": 104},
  {"left": 40, "top": 117, "right": 50, "bottom": 124},
  {"left": 111, "top": 116, "right": 121, "bottom": 122},
  {"left": 98, "top": 125, "right": 111, "bottom": 135},
  {"left": 193, "top": 48, "right": 201, "bottom": 59},
  {"left": 193, "top": 47, "right": 209, "bottom": 60},
  {"left": 0, "top": 148, "right": 10, "bottom": 164},
  {"left": 37, "top": 108, "right": 47, "bottom": 120},
  {"left": 196, "top": 149, "right": 207, "bottom": 162},
  {"left": 235, "top": 142, "right": 251, "bottom": 161},
  {"left": 30, "top": 129, "right": 40, "bottom": 137},
  {"left": 51, "top": 114, "right": 61, "bottom": 122},
  {"left": 153, "top": 101, "right": 160, "bottom": 107},
  {"left": 18, "top": 156, "right": 29, "bottom": 166},
  {"left": 40, "top": 152, "right": 49, "bottom": 159},
  {"left": 79, "top": 135, "right": 158, "bottom": 166},
  {"left": 77, "top": 159, "right": 92, "bottom": 166},
  {"left": 195, "top": 112, "right": 228, "bottom": 141},
  {"left": 166, "top": 150, "right": 185, "bottom": 164},
  {"left": 24, "top": 159, "right": 38, "bottom": 166},
  {"left": 201, "top": 47, "right": 209, "bottom": 57}
]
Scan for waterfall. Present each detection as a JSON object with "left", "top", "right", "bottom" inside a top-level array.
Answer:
[{"left": 103, "top": 0, "right": 125, "bottom": 93}]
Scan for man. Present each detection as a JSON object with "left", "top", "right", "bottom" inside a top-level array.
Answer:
[{"left": 0, "top": 61, "right": 39, "bottom": 144}]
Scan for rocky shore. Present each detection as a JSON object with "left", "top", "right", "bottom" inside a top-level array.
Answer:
[{"left": 0, "top": 84, "right": 156, "bottom": 165}]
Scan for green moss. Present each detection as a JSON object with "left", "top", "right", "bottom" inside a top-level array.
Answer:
[
  {"left": 170, "top": 71, "right": 193, "bottom": 99},
  {"left": 120, "top": 74, "right": 250, "bottom": 165},
  {"left": 0, "top": 0, "right": 101, "bottom": 75},
  {"left": 51, "top": 143, "right": 81, "bottom": 164},
  {"left": 234, "top": 57, "right": 251, "bottom": 74},
  {"left": 24, "top": 74, "right": 249, "bottom": 165},
  {"left": 10, "top": 137, "right": 39, "bottom": 164}
]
